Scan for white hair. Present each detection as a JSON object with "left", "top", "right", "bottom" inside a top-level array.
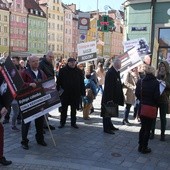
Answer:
[{"left": 27, "top": 55, "right": 39, "bottom": 61}]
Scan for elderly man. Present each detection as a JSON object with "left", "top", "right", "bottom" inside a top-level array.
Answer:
[
  {"left": 21, "top": 55, "right": 47, "bottom": 150},
  {"left": 101, "top": 58, "right": 124, "bottom": 134},
  {"left": 57, "top": 58, "right": 85, "bottom": 129},
  {"left": 39, "top": 51, "right": 55, "bottom": 130},
  {"left": 39, "top": 51, "right": 55, "bottom": 78}
]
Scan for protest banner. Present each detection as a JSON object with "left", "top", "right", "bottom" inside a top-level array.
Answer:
[
  {"left": 77, "top": 41, "right": 97, "bottom": 63},
  {"left": 17, "top": 78, "right": 61, "bottom": 123},
  {"left": 0, "top": 56, "right": 24, "bottom": 108},
  {"left": 119, "top": 47, "right": 143, "bottom": 77},
  {"left": 123, "top": 38, "right": 150, "bottom": 57}
]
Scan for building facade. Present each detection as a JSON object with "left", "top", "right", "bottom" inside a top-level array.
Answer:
[
  {"left": 25, "top": 0, "right": 47, "bottom": 57},
  {"left": 47, "top": 0, "right": 64, "bottom": 59},
  {"left": 124, "top": 0, "right": 170, "bottom": 67},
  {"left": 0, "top": 0, "right": 9, "bottom": 57},
  {"left": 8, "top": 0, "right": 28, "bottom": 57}
]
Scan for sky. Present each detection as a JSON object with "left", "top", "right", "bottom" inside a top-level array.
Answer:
[{"left": 62, "top": 0, "right": 125, "bottom": 12}]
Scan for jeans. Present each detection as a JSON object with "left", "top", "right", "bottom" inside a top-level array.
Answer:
[
  {"left": 124, "top": 103, "right": 132, "bottom": 120},
  {"left": 11, "top": 100, "right": 19, "bottom": 126}
]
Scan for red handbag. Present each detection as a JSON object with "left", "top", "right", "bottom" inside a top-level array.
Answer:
[
  {"left": 140, "top": 104, "right": 157, "bottom": 119},
  {"left": 140, "top": 80, "right": 158, "bottom": 119}
]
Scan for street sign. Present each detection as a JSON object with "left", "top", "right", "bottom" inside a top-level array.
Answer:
[{"left": 97, "top": 15, "right": 115, "bottom": 32}]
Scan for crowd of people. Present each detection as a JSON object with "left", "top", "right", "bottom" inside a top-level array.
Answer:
[{"left": 0, "top": 52, "right": 170, "bottom": 166}]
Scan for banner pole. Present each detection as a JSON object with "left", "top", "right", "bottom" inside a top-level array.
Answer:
[{"left": 44, "top": 115, "right": 56, "bottom": 147}]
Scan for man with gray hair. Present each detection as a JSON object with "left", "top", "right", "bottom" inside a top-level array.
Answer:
[
  {"left": 21, "top": 55, "right": 47, "bottom": 149},
  {"left": 101, "top": 57, "right": 124, "bottom": 134}
]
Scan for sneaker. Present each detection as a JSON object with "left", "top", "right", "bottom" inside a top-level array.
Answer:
[
  {"left": 11, "top": 126, "right": 20, "bottom": 131},
  {"left": 0, "top": 157, "right": 12, "bottom": 166}
]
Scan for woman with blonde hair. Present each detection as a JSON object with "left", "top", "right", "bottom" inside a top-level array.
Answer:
[{"left": 135, "top": 65, "right": 160, "bottom": 154}]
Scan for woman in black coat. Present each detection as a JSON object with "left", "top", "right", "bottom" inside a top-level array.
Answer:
[
  {"left": 101, "top": 58, "right": 124, "bottom": 134},
  {"left": 135, "top": 65, "right": 160, "bottom": 154}
]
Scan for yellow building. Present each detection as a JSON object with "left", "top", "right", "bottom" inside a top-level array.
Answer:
[
  {"left": 0, "top": 3, "right": 10, "bottom": 57},
  {"left": 86, "top": 18, "right": 104, "bottom": 57},
  {"left": 47, "top": 0, "right": 64, "bottom": 59}
]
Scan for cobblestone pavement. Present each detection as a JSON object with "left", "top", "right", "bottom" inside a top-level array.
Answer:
[{"left": 2, "top": 94, "right": 170, "bottom": 170}]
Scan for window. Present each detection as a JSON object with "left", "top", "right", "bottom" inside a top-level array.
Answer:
[
  {"left": 17, "top": 4, "right": 21, "bottom": 9},
  {"left": 4, "top": 16, "right": 7, "bottom": 22},
  {"left": 4, "top": 26, "right": 7, "bottom": 33},
  {"left": 4, "top": 38, "right": 7, "bottom": 46},
  {"left": 158, "top": 28, "right": 170, "bottom": 64}
]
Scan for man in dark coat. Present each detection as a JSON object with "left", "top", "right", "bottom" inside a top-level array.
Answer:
[
  {"left": 39, "top": 51, "right": 55, "bottom": 78},
  {"left": 101, "top": 58, "right": 124, "bottom": 134},
  {"left": 57, "top": 58, "right": 85, "bottom": 129},
  {"left": 39, "top": 51, "right": 55, "bottom": 130}
]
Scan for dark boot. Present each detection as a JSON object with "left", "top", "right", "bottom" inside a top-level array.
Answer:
[
  {"left": 141, "top": 147, "right": 152, "bottom": 154},
  {"left": 21, "top": 140, "right": 29, "bottom": 150},
  {"left": 149, "top": 131, "right": 154, "bottom": 140},
  {"left": 0, "top": 157, "right": 12, "bottom": 166},
  {"left": 160, "top": 133, "right": 165, "bottom": 141},
  {"left": 138, "top": 145, "right": 142, "bottom": 152}
]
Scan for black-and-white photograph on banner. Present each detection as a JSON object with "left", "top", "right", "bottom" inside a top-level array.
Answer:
[
  {"left": 119, "top": 47, "right": 143, "bottom": 77},
  {"left": 77, "top": 41, "right": 97, "bottom": 63},
  {"left": 123, "top": 38, "right": 150, "bottom": 56},
  {"left": 17, "top": 79, "right": 61, "bottom": 123},
  {"left": 0, "top": 56, "right": 24, "bottom": 108},
  {"left": 4, "top": 56, "right": 24, "bottom": 94}
]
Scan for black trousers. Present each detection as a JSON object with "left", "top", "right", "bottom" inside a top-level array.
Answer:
[
  {"left": 21, "top": 116, "right": 44, "bottom": 144},
  {"left": 60, "top": 103, "right": 77, "bottom": 126},
  {"left": 139, "top": 116, "right": 153, "bottom": 148},
  {"left": 103, "top": 117, "right": 114, "bottom": 132}
]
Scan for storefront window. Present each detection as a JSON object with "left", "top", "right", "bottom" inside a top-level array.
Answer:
[{"left": 158, "top": 28, "right": 170, "bottom": 64}]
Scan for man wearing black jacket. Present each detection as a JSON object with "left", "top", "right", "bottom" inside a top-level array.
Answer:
[
  {"left": 101, "top": 58, "right": 124, "bottom": 134},
  {"left": 39, "top": 51, "right": 55, "bottom": 130},
  {"left": 57, "top": 58, "right": 85, "bottom": 129}
]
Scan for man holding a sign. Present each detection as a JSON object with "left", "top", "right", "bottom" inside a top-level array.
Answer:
[{"left": 20, "top": 55, "right": 47, "bottom": 150}]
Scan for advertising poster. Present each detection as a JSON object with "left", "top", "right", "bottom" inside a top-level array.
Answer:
[
  {"left": 17, "top": 79, "right": 61, "bottom": 123},
  {"left": 0, "top": 56, "right": 24, "bottom": 108},
  {"left": 119, "top": 47, "right": 143, "bottom": 76},
  {"left": 77, "top": 41, "right": 97, "bottom": 63}
]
